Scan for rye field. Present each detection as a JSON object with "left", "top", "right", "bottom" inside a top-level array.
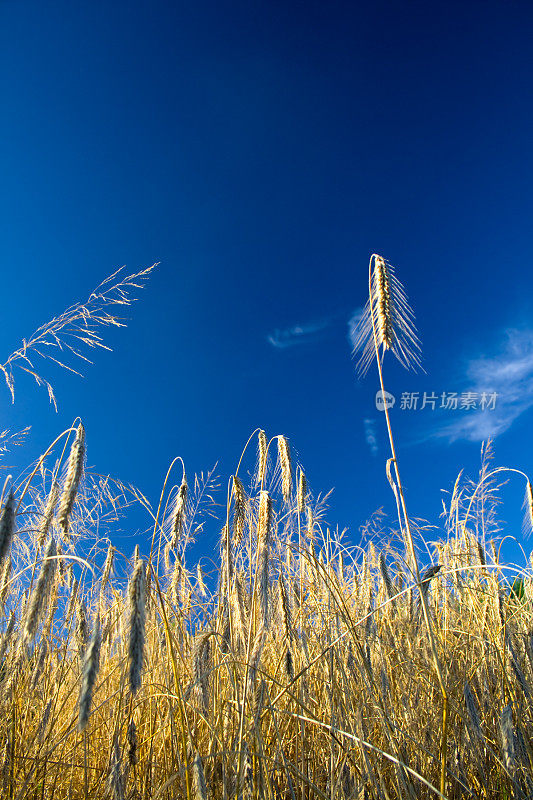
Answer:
[{"left": 0, "top": 258, "right": 532, "bottom": 799}]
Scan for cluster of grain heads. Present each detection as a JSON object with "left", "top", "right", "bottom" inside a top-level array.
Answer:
[
  {"left": 57, "top": 423, "right": 85, "bottom": 538},
  {"left": 128, "top": 558, "right": 146, "bottom": 694}
]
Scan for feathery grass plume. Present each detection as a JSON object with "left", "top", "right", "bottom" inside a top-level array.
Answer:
[
  {"left": 256, "top": 491, "right": 272, "bottom": 628},
  {"left": 24, "top": 536, "right": 57, "bottom": 641},
  {"left": 277, "top": 436, "right": 292, "bottom": 503},
  {"left": 297, "top": 469, "right": 307, "bottom": 516},
  {"left": 128, "top": 559, "right": 146, "bottom": 694},
  {"left": 170, "top": 476, "right": 188, "bottom": 548},
  {"left": 101, "top": 543, "right": 114, "bottom": 591},
  {"left": 78, "top": 612, "right": 101, "bottom": 731},
  {"left": 352, "top": 254, "right": 422, "bottom": 376},
  {"left": 57, "top": 423, "right": 85, "bottom": 538},
  {"left": 192, "top": 752, "right": 208, "bottom": 800},
  {"left": 257, "top": 429, "right": 267, "bottom": 486},
  {"left": 522, "top": 481, "right": 533, "bottom": 538},
  {"left": 0, "top": 264, "right": 156, "bottom": 407},
  {"left": 500, "top": 704, "right": 515, "bottom": 772},
  {"left": 0, "top": 490, "right": 16, "bottom": 570},
  {"left": 232, "top": 475, "right": 246, "bottom": 545},
  {"left": 37, "top": 480, "right": 59, "bottom": 546}
]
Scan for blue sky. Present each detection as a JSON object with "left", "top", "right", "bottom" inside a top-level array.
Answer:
[{"left": 1, "top": 0, "right": 533, "bottom": 571}]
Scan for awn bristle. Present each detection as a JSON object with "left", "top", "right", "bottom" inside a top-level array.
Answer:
[
  {"left": 257, "top": 429, "right": 267, "bottom": 486},
  {"left": 297, "top": 470, "right": 307, "bottom": 516},
  {"left": 128, "top": 559, "right": 146, "bottom": 695},
  {"left": 0, "top": 490, "right": 16, "bottom": 570},
  {"left": 232, "top": 475, "right": 246, "bottom": 545},
  {"left": 170, "top": 477, "right": 188, "bottom": 549},
  {"left": 57, "top": 423, "right": 85, "bottom": 538},
  {"left": 256, "top": 491, "right": 271, "bottom": 628},
  {"left": 277, "top": 436, "right": 292, "bottom": 503},
  {"left": 24, "top": 536, "right": 57, "bottom": 641},
  {"left": 78, "top": 612, "right": 101, "bottom": 731},
  {"left": 38, "top": 481, "right": 59, "bottom": 546}
]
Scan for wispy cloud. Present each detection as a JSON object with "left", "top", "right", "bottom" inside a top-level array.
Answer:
[
  {"left": 267, "top": 308, "right": 364, "bottom": 351},
  {"left": 434, "top": 328, "right": 533, "bottom": 442},
  {"left": 347, "top": 309, "right": 364, "bottom": 350},
  {"left": 267, "top": 317, "right": 332, "bottom": 349},
  {"left": 364, "top": 418, "right": 378, "bottom": 455}
]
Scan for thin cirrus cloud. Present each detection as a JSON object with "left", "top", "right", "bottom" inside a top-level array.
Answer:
[
  {"left": 434, "top": 328, "right": 533, "bottom": 443},
  {"left": 267, "top": 308, "right": 364, "bottom": 351},
  {"left": 363, "top": 418, "right": 378, "bottom": 455},
  {"left": 267, "top": 317, "right": 333, "bottom": 349}
]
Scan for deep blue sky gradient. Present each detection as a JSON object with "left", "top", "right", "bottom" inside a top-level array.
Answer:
[{"left": 2, "top": 0, "right": 533, "bottom": 570}]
